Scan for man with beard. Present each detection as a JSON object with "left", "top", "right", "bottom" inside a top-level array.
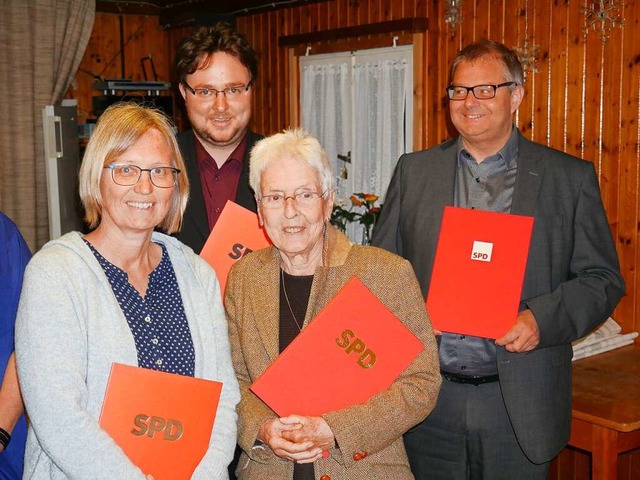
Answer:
[{"left": 174, "top": 22, "right": 262, "bottom": 253}]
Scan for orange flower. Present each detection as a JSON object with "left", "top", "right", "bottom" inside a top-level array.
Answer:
[
  {"left": 350, "top": 195, "right": 364, "bottom": 207},
  {"left": 363, "top": 194, "right": 379, "bottom": 203}
]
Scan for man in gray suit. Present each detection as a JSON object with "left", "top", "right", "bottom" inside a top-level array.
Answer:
[{"left": 372, "top": 39, "right": 624, "bottom": 479}]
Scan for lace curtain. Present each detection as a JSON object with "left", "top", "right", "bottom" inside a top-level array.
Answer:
[
  {"left": 300, "top": 47, "right": 412, "bottom": 243},
  {"left": 300, "top": 60, "right": 352, "bottom": 199}
]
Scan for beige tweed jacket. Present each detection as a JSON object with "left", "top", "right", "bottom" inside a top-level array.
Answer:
[{"left": 225, "top": 226, "right": 441, "bottom": 480}]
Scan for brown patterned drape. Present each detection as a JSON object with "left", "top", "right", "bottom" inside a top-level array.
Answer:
[{"left": 0, "top": 0, "right": 94, "bottom": 250}]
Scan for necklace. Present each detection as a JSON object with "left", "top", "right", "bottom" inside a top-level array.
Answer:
[{"left": 281, "top": 268, "right": 304, "bottom": 331}]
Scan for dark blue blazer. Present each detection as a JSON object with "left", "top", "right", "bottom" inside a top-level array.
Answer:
[{"left": 175, "top": 129, "right": 262, "bottom": 254}]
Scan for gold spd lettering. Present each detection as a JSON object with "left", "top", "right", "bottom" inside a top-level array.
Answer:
[
  {"left": 131, "top": 414, "right": 184, "bottom": 441},
  {"left": 335, "top": 329, "right": 377, "bottom": 368}
]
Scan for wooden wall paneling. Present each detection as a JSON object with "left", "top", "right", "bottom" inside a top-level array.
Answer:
[
  {"left": 599, "top": 20, "right": 624, "bottom": 284},
  {"left": 547, "top": 0, "right": 569, "bottom": 151},
  {"left": 122, "top": 15, "right": 170, "bottom": 82},
  {"left": 259, "top": 12, "right": 270, "bottom": 133},
  {"left": 290, "top": 4, "right": 302, "bottom": 35},
  {"left": 390, "top": 0, "right": 403, "bottom": 20},
  {"left": 346, "top": 0, "right": 359, "bottom": 27},
  {"left": 414, "top": 0, "right": 427, "bottom": 19},
  {"left": 564, "top": 1, "right": 586, "bottom": 160},
  {"left": 487, "top": 0, "right": 503, "bottom": 40},
  {"left": 357, "top": 0, "right": 369, "bottom": 31},
  {"left": 278, "top": 11, "right": 289, "bottom": 129},
  {"left": 438, "top": 1, "right": 459, "bottom": 142},
  {"left": 516, "top": 4, "right": 536, "bottom": 139},
  {"left": 302, "top": 2, "right": 314, "bottom": 32},
  {"left": 474, "top": 0, "right": 490, "bottom": 40},
  {"left": 615, "top": 1, "right": 640, "bottom": 337},
  {"left": 285, "top": 5, "right": 301, "bottom": 128},
  {"left": 288, "top": 47, "right": 299, "bottom": 127},
  {"left": 252, "top": 14, "right": 267, "bottom": 134},
  {"left": 421, "top": 1, "right": 437, "bottom": 149},
  {"left": 328, "top": 0, "right": 339, "bottom": 29},
  {"left": 268, "top": 11, "right": 280, "bottom": 133},
  {"left": 530, "top": 0, "right": 551, "bottom": 146},
  {"left": 412, "top": 32, "right": 425, "bottom": 151},
  {"left": 74, "top": 13, "right": 120, "bottom": 121},
  {"left": 72, "top": 14, "right": 172, "bottom": 123},
  {"left": 380, "top": 0, "right": 392, "bottom": 21},
  {"left": 370, "top": 0, "right": 380, "bottom": 23},
  {"left": 317, "top": 0, "right": 329, "bottom": 32},
  {"left": 263, "top": 12, "right": 273, "bottom": 134},
  {"left": 457, "top": 1, "right": 473, "bottom": 48},
  {"left": 581, "top": 35, "right": 604, "bottom": 174},
  {"left": 401, "top": 0, "right": 413, "bottom": 18}
]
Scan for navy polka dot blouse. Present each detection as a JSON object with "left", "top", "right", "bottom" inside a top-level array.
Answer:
[{"left": 85, "top": 240, "right": 195, "bottom": 377}]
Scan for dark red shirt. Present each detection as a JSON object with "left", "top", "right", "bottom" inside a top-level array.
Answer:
[{"left": 194, "top": 134, "right": 248, "bottom": 230}]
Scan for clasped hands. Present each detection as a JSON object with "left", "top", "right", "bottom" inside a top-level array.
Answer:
[{"left": 258, "top": 415, "right": 335, "bottom": 463}]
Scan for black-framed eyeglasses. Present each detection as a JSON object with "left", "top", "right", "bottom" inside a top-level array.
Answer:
[
  {"left": 446, "top": 81, "right": 517, "bottom": 101},
  {"left": 104, "top": 164, "right": 180, "bottom": 188},
  {"left": 182, "top": 81, "right": 252, "bottom": 101},
  {"left": 259, "top": 190, "right": 328, "bottom": 209}
]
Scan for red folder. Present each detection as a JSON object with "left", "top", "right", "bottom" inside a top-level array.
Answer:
[
  {"left": 99, "top": 363, "right": 222, "bottom": 480},
  {"left": 200, "top": 200, "right": 271, "bottom": 297},
  {"left": 426, "top": 206, "right": 534, "bottom": 339},
  {"left": 250, "top": 276, "right": 424, "bottom": 417}
]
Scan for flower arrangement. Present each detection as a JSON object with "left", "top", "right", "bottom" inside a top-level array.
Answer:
[{"left": 331, "top": 192, "right": 381, "bottom": 245}]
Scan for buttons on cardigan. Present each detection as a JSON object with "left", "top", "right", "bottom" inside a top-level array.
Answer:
[
  {"left": 353, "top": 451, "right": 368, "bottom": 461},
  {"left": 320, "top": 475, "right": 331, "bottom": 480},
  {"left": 144, "top": 316, "right": 152, "bottom": 323},
  {"left": 155, "top": 359, "right": 163, "bottom": 366}
]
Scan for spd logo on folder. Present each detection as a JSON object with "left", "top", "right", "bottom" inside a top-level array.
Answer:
[
  {"left": 250, "top": 276, "right": 424, "bottom": 417},
  {"left": 427, "top": 206, "right": 534, "bottom": 339},
  {"left": 99, "top": 363, "right": 222, "bottom": 480},
  {"left": 200, "top": 200, "right": 271, "bottom": 297}
]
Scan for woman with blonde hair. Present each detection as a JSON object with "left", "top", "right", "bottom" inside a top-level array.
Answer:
[{"left": 16, "top": 103, "right": 239, "bottom": 479}]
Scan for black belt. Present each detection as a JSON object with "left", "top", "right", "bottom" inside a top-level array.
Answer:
[{"left": 441, "top": 371, "right": 499, "bottom": 385}]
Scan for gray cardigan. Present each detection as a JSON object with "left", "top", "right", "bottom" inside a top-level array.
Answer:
[{"left": 16, "top": 232, "right": 240, "bottom": 479}]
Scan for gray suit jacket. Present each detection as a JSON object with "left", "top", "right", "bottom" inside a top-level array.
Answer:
[
  {"left": 372, "top": 130, "right": 625, "bottom": 463},
  {"left": 176, "top": 129, "right": 262, "bottom": 254}
]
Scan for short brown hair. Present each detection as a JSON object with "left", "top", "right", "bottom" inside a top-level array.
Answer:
[
  {"left": 78, "top": 102, "right": 189, "bottom": 233},
  {"left": 450, "top": 39, "right": 524, "bottom": 86},
  {"left": 174, "top": 22, "right": 258, "bottom": 85}
]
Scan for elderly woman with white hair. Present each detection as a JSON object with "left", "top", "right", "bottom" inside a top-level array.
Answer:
[
  {"left": 15, "top": 103, "right": 240, "bottom": 479},
  {"left": 225, "top": 128, "right": 441, "bottom": 480}
]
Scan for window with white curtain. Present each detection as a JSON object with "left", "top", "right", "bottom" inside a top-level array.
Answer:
[{"left": 300, "top": 45, "right": 413, "bottom": 243}]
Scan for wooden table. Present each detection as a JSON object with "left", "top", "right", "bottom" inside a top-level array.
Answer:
[{"left": 568, "top": 345, "right": 640, "bottom": 479}]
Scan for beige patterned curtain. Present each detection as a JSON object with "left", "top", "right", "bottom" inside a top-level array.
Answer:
[{"left": 0, "top": 0, "right": 95, "bottom": 250}]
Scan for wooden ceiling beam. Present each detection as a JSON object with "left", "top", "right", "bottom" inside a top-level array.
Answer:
[{"left": 278, "top": 17, "right": 429, "bottom": 47}]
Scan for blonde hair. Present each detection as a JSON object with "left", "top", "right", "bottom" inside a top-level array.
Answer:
[
  {"left": 249, "top": 127, "right": 334, "bottom": 196},
  {"left": 79, "top": 102, "right": 189, "bottom": 233}
]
